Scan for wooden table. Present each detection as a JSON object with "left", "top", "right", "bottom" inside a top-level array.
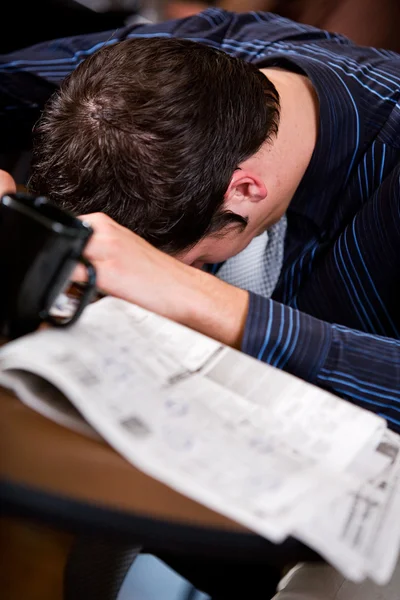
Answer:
[{"left": 0, "top": 387, "right": 320, "bottom": 599}]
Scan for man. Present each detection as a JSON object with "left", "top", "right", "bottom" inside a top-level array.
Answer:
[
  {"left": 1, "top": 9, "right": 400, "bottom": 598},
  {"left": 3, "top": 9, "right": 399, "bottom": 428}
]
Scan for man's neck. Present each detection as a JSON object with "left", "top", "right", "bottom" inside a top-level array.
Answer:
[{"left": 259, "top": 67, "right": 320, "bottom": 217}]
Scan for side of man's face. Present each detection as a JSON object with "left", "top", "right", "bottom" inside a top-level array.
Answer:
[
  {"left": 176, "top": 218, "right": 266, "bottom": 269},
  {"left": 176, "top": 143, "right": 288, "bottom": 268}
]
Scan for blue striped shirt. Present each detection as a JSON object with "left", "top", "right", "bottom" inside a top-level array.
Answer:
[{"left": 1, "top": 9, "right": 400, "bottom": 430}]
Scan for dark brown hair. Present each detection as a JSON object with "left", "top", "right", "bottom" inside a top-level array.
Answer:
[{"left": 29, "top": 37, "right": 279, "bottom": 253}]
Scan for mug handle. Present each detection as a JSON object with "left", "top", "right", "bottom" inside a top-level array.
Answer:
[{"left": 46, "top": 256, "right": 97, "bottom": 328}]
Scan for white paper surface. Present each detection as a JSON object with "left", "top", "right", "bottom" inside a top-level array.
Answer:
[
  {"left": 0, "top": 297, "right": 397, "bottom": 582},
  {"left": 294, "top": 429, "right": 400, "bottom": 584}
]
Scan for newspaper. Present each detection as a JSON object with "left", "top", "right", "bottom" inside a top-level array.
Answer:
[
  {"left": 294, "top": 429, "right": 400, "bottom": 584},
  {"left": 0, "top": 297, "right": 398, "bottom": 582}
]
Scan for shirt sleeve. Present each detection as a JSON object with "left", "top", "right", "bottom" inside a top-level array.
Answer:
[{"left": 242, "top": 292, "right": 400, "bottom": 433}]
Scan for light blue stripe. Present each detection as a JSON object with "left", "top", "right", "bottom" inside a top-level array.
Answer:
[
  {"left": 126, "top": 32, "right": 172, "bottom": 38},
  {"left": 250, "top": 11, "right": 264, "bottom": 23},
  {"left": 363, "top": 153, "right": 369, "bottom": 199},
  {"left": 221, "top": 41, "right": 265, "bottom": 58},
  {"left": 371, "top": 140, "right": 375, "bottom": 180},
  {"left": 272, "top": 40, "right": 398, "bottom": 101},
  {"left": 317, "top": 375, "right": 400, "bottom": 411},
  {"left": 381, "top": 414, "right": 400, "bottom": 428},
  {"left": 273, "top": 306, "right": 294, "bottom": 368},
  {"left": 223, "top": 38, "right": 276, "bottom": 51},
  {"left": 337, "top": 340, "right": 396, "bottom": 360},
  {"left": 302, "top": 42, "right": 400, "bottom": 88},
  {"left": 265, "top": 303, "right": 285, "bottom": 364},
  {"left": 199, "top": 10, "right": 221, "bottom": 26},
  {"left": 332, "top": 322, "right": 400, "bottom": 345},
  {"left": 282, "top": 310, "right": 301, "bottom": 366},
  {"left": 319, "top": 367, "right": 400, "bottom": 397},
  {"left": 256, "top": 301, "right": 274, "bottom": 361},
  {"left": 22, "top": 65, "right": 78, "bottom": 71},
  {"left": 2, "top": 32, "right": 224, "bottom": 74},
  {"left": 288, "top": 255, "right": 298, "bottom": 302},
  {"left": 286, "top": 241, "right": 318, "bottom": 301},
  {"left": 2, "top": 38, "right": 120, "bottom": 68},
  {"left": 327, "top": 62, "right": 397, "bottom": 102},
  {"left": 380, "top": 144, "right": 386, "bottom": 183},
  {"left": 309, "top": 321, "right": 332, "bottom": 379},
  {"left": 307, "top": 242, "right": 318, "bottom": 276},
  {"left": 204, "top": 7, "right": 225, "bottom": 23},
  {"left": 336, "top": 78, "right": 360, "bottom": 184},
  {"left": 36, "top": 71, "right": 73, "bottom": 77}
]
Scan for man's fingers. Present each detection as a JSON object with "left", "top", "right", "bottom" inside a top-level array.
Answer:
[
  {"left": 71, "top": 262, "right": 89, "bottom": 283},
  {"left": 78, "top": 212, "right": 116, "bottom": 230},
  {"left": 77, "top": 212, "right": 122, "bottom": 262},
  {"left": 0, "top": 170, "right": 16, "bottom": 195}
]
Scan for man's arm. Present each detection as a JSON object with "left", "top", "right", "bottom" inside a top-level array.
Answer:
[
  {"left": 243, "top": 293, "right": 400, "bottom": 431},
  {"left": 188, "top": 275, "right": 400, "bottom": 434},
  {"left": 77, "top": 212, "right": 400, "bottom": 434},
  {"left": 0, "top": 175, "right": 392, "bottom": 431}
]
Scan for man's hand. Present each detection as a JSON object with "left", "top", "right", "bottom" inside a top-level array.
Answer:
[
  {"left": 0, "top": 174, "right": 249, "bottom": 348},
  {"left": 77, "top": 213, "right": 250, "bottom": 349}
]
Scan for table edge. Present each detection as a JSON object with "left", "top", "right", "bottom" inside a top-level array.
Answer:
[{"left": 0, "top": 478, "right": 321, "bottom": 564}]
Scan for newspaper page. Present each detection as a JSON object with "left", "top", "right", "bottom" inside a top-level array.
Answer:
[
  {"left": 0, "top": 297, "right": 387, "bottom": 547},
  {"left": 293, "top": 429, "right": 400, "bottom": 584}
]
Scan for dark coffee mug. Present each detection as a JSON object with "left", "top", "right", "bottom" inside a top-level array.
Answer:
[{"left": 0, "top": 192, "right": 96, "bottom": 339}]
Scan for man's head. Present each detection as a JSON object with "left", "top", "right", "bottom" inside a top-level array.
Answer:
[{"left": 30, "top": 37, "right": 280, "bottom": 263}]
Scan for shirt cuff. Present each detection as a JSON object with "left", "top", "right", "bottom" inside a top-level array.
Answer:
[{"left": 242, "top": 292, "right": 333, "bottom": 382}]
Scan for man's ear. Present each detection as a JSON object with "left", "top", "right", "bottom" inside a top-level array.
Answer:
[{"left": 224, "top": 169, "right": 267, "bottom": 215}]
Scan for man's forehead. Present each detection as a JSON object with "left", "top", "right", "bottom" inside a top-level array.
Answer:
[{"left": 175, "top": 231, "right": 239, "bottom": 266}]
